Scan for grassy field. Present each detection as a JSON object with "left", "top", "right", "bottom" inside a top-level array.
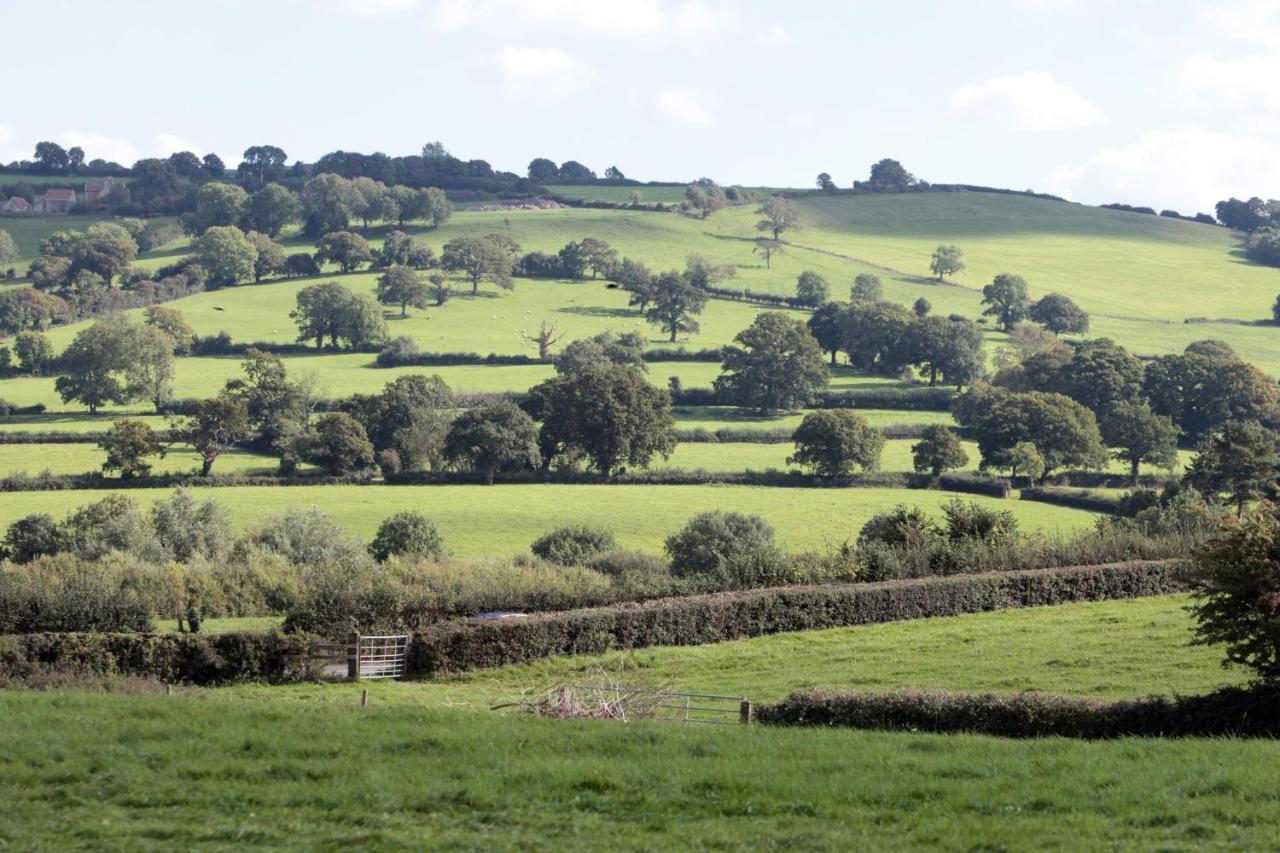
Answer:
[
  {"left": 3, "top": 596, "right": 1274, "bottom": 849},
  {"left": 0, "top": 213, "right": 175, "bottom": 267},
  {"left": 0, "top": 443, "right": 302, "bottom": 477},
  {"left": 0, "top": 483, "right": 1097, "bottom": 555},
  {"left": 673, "top": 405, "right": 954, "bottom": 432}
]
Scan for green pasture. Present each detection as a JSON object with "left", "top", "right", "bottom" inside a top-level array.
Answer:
[
  {"left": 0, "top": 443, "right": 299, "bottom": 477},
  {"left": 0, "top": 483, "right": 1097, "bottom": 555},
  {"left": 0, "top": 214, "right": 176, "bottom": 267},
  {"left": 5, "top": 596, "right": 1276, "bottom": 849},
  {"left": 673, "top": 405, "right": 954, "bottom": 432}
]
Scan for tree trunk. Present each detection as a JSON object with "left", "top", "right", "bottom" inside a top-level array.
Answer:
[
  {"left": 830, "top": 351, "right": 837, "bottom": 366},
  {"left": 472, "top": 278, "right": 479, "bottom": 294},
  {"left": 1130, "top": 458, "right": 1140, "bottom": 487},
  {"left": 929, "top": 366, "right": 937, "bottom": 387},
  {"left": 669, "top": 327, "right": 677, "bottom": 342},
  {"left": 201, "top": 456, "right": 214, "bottom": 476},
  {"left": 401, "top": 302, "right": 407, "bottom": 317},
  {"left": 486, "top": 465, "right": 496, "bottom": 486}
]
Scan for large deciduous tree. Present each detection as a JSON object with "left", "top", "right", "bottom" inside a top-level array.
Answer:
[
  {"left": 1029, "top": 293, "right": 1090, "bottom": 335},
  {"left": 1101, "top": 402, "right": 1180, "bottom": 485},
  {"left": 954, "top": 384, "right": 1107, "bottom": 479},
  {"left": 930, "top": 245, "right": 964, "bottom": 280},
  {"left": 981, "top": 273, "right": 1031, "bottom": 331},
  {"left": 195, "top": 225, "right": 258, "bottom": 286},
  {"left": 376, "top": 265, "right": 429, "bottom": 316},
  {"left": 788, "top": 410, "right": 883, "bottom": 477},
  {"left": 714, "top": 313, "right": 830, "bottom": 413},
  {"left": 444, "top": 400, "right": 542, "bottom": 484},
  {"left": 756, "top": 195, "right": 801, "bottom": 240},
  {"left": 441, "top": 236, "right": 514, "bottom": 294}
]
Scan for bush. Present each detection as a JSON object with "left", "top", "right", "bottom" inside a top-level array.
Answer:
[
  {"left": 241, "top": 507, "right": 369, "bottom": 568},
  {"left": 585, "top": 548, "right": 671, "bottom": 581},
  {"left": 370, "top": 512, "right": 445, "bottom": 563},
  {"left": 859, "top": 506, "right": 941, "bottom": 547},
  {"left": 664, "top": 511, "right": 776, "bottom": 577},
  {"left": 531, "top": 525, "right": 617, "bottom": 566},
  {"left": 941, "top": 498, "right": 1019, "bottom": 543},
  {"left": 60, "top": 495, "right": 160, "bottom": 561},
  {"left": 0, "top": 555, "right": 153, "bottom": 633}
]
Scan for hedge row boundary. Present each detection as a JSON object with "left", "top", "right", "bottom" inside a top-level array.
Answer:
[
  {"left": 755, "top": 685, "right": 1280, "bottom": 739},
  {"left": 1020, "top": 487, "right": 1124, "bottom": 514},
  {"left": 406, "top": 560, "right": 1183, "bottom": 677}
]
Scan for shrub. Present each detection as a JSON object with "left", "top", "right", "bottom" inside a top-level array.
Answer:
[
  {"left": 370, "top": 512, "right": 445, "bottom": 563},
  {"left": 665, "top": 511, "right": 776, "bottom": 576},
  {"left": 59, "top": 495, "right": 160, "bottom": 561},
  {"left": 241, "top": 507, "right": 369, "bottom": 568},
  {"left": 859, "top": 506, "right": 941, "bottom": 547},
  {"left": 149, "top": 488, "right": 232, "bottom": 562},
  {"left": 586, "top": 548, "right": 671, "bottom": 581},
  {"left": 1188, "top": 503, "right": 1280, "bottom": 681},
  {"left": 941, "top": 498, "right": 1019, "bottom": 543},
  {"left": 531, "top": 525, "right": 617, "bottom": 566},
  {"left": 0, "top": 555, "right": 153, "bottom": 633}
]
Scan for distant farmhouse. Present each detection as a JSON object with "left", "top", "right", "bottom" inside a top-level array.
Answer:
[{"left": 3, "top": 176, "right": 125, "bottom": 215}]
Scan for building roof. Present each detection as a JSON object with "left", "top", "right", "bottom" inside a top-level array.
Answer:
[
  {"left": 84, "top": 180, "right": 104, "bottom": 192},
  {"left": 43, "top": 188, "right": 76, "bottom": 202},
  {"left": 5, "top": 197, "right": 31, "bottom": 209}
]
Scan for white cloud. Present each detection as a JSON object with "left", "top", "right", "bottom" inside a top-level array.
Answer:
[
  {"left": 671, "top": 2, "right": 722, "bottom": 37},
  {"left": 1202, "top": 0, "right": 1280, "bottom": 49},
  {"left": 0, "top": 125, "right": 17, "bottom": 163},
  {"left": 757, "top": 24, "right": 792, "bottom": 45},
  {"left": 950, "top": 71, "right": 1102, "bottom": 131},
  {"left": 656, "top": 89, "right": 711, "bottom": 126},
  {"left": 56, "top": 132, "right": 137, "bottom": 165},
  {"left": 497, "top": 45, "right": 593, "bottom": 98},
  {"left": 1048, "top": 126, "right": 1280, "bottom": 212},
  {"left": 155, "top": 133, "right": 200, "bottom": 155},
  {"left": 1173, "top": 52, "right": 1280, "bottom": 112},
  {"left": 433, "top": 0, "right": 665, "bottom": 34}
]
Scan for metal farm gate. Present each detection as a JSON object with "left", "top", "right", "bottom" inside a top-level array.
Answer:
[{"left": 294, "top": 633, "right": 409, "bottom": 681}]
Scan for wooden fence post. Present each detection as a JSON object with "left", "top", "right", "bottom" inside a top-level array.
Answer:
[
  {"left": 348, "top": 633, "right": 361, "bottom": 681},
  {"left": 739, "top": 699, "right": 752, "bottom": 725}
]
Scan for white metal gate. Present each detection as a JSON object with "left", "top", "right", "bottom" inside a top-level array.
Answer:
[{"left": 355, "top": 634, "right": 408, "bottom": 680}]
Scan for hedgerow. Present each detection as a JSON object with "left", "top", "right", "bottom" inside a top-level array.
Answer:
[
  {"left": 755, "top": 685, "right": 1280, "bottom": 739},
  {"left": 406, "top": 561, "right": 1183, "bottom": 677}
]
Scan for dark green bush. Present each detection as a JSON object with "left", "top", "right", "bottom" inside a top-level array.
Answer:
[
  {"left": 941, "top": 498, "right": 1019, "bottom": 542},
  {"left": 370, "top": 511, "right": 445, "bottom": 563},
  {"left": 3, "top": 513, "right": 62, "bottom": 563},
  {"left": 531, "top": 525, "right": 617, "bottom": 566},
  {"left": 665, "top": 511, "right": 776, "bottom": 577},
  {"left": 0, "top": 556, "right": 153, "bottom": 633}
]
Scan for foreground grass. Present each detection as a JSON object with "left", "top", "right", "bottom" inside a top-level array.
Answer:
[
  {"left": 0, "top": 483, "right": 1096, "bottom": 555},
  {"left": 3, "top": 597, "right": 1275, "bottom": 849}
]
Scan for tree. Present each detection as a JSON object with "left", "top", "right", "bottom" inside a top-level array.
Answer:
[
  {"left": 67, "top": 146, "right": 85, "bottom": 171},
  {"left": 981, "top": 273, "right": 1031, "bottom": 330},
  {"left": 1029, "top": 292, "right": 1089, "bottom": 335},
  {"left": 850, "top": 272, "right": 882, "bottom": 302},
  {"left": 240, "top": 144, "right": 288, "bottom": 181},
  {"left": 429, "top": 273, "right": 451, "bottom": 306},
  {"left": 3, "top": 514, "right": 62, "bottom": 563},
  {"left": 314, "top": 231, "right": 373, "bottom": 272},
  {"left": 1187, "top": 503, "right": 1280, "bottom": 681},
  {"left": 0, "top": 229, "right": 16, "bottom": 267},
  {"left": 753, "top": 238, "right": 784, "bottom": 269},
  {"left": 33, "top": 141, "right": 69, "bottom": 172},
  {"left": 177, "top": 396, "right": 250, "bottom": 476},
  {"left": 369, "top": 512, "right": 445, "bottom": 562},
  {"left": 913, "top": 297, "right": 931, "bottom": 317},
  {"left": 145, "top": 306, "right": 195, "bottom": 353},
  {"left": 150, "top": 488, "right": 232, "bottom": 562},
  {"left": 54, "top": 316, "right": 136, "bottom": 413},
  {"left": 528, "top": 158, "right": 559, "bottom": 182},
  {"left": 954, "top": 385, "right": 1107, "bottom": 478},
  {"left": 756, "top": 195, "right": 801, "bottom": 239},
  {"left": 604, "top": 166, "right": 625, "bottom": 181},
  {"left": 99, "top": 420, "right": 165, "bottom": 479},
  {"left": 223, "top": 349, "right": 308, "bottom": 446},
  {"left": 645, "top": 271, "right": 708, "bottom": 342},
  {"left": 376, "top": 265, "right": 429, "bottom": 316},
  {"left": 125, "top": 323, "right": 177, "bottom": 412},
  {"left": 715, "top": 313, "right": 830, "bottom": 413},
  {"left": 558, "top": 160, "right": 596, "bottom": 182},
  {"left": 308, "top": 412, "right": 375, "bottom": 474},
  {"left": 441, "top": 236, "right": 513, "bottom": 294},
  {"left": 14, "top": 331, "right": 54, "bottom": 375},
  {"left": 912, "top": 425, "right": 969, "bottom": 477},
  {"left": 195, "top": 225, "right": 258, "bottom": 286},
  {"left": 999, "top": 441, "right": 1045, "bottom": 480},
  {"left": 840, "top": 299, "right": 917, "bottom": 375},
  {"left": 245, "top": 231, "right": 287, "bottom": 282},
  {"left": 930, "top": 245, "right": 964, "bottom": 280},
  {"left": 346, "top": 374, "right": 454, "bottom": 472},
  {"left": 444, "top": 400, "right": 541, "bottom": 484},
  {"left": 0, "top": 288, "right": 68, "bottom": 334},
  {"left": 685, "top": 184, "right": 726, "bottom": 219},
  {"left": 72, "top": 223, "right": 138, "bottom": 283},
  {"left": 788, "top": 410, "right": 884, "bottom": 477},
  {"left": 1186, "top": 421, "right": 1280, "bottom": 514},
  {"left": 578, "top": 237, "right": 618, "bottom": 279},
  {"left": 292, "top": 282, "right": 354, "bottom": 348},
  {"left": 816, "top": 172, "right": 836, "bottom": 192},
  {"left": 244, "top": 183, "right": 302, "bottom": 237},
  {"left": 1144, "top": 354, "right": 1280, "bottom": 441},
  {"left": 188, "top": 183, "right": 249, "bottom": 234},
  {"left": 302, "top": 173, "right": 360, "bottom": 235},
  {"left": 129, "top": 158, "right": 180, "bottom": 208},
  {"left": 795, "top": 271, "right": 830, "bottom": 306},
  {"left": 1101, "top": 402, "right": 1179, "bottom": 485},
  {"left": 867, "top": 158, "right": 916, "bottom": 191},
  {"left": 617, "top": 258, "right": 656, "bottom": 312},
  {"left": 1248, "top": 228, "right": 1280, "bottom": 268},
  {"left": 807, "top": 302, "right": 847, "bottom": 366},
  {"left": 1185, "top": 339, "right": 1236, "bottom": 361},
  {"left": 554, "top": 332, "right": 644, "bottom": 375},
  {"left": 202, "top": 153, "right": 226, "bottom": 177},
  {"left": 521, "top": 318, "right": 564, "bottom": 359},
  {"left": 1051, "top": 338, "right": 1144, "bottom": 418},
  {"left": 530, "top": 364, "right": 676, "bottom": 476},
  {"left": 1215, "top": 196, "right": 1272, "bottom": 231}
]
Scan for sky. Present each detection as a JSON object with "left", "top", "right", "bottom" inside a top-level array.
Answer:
[{"left": 2, "top": 0, "right": 1279, "bottom": 213}]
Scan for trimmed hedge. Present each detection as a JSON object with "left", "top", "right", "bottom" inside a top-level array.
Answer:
[
  {"left": 0, "top": 630, "right": 312, "bottom": 685},
  {"left": 0, "top": 431, "right": 179, "bottom": 445},
  {"left": 675, "top": 423, "right": 933, "bottom": 444},
  {"left": 1020, "top": 487, "right": 1122, "bottom": 514},
  {"left": 406, "top": 560, "right": 1183, "bottom": 677},
  {"left": 670, "top": 386, "right": 957, "bottom": 411},
  {"left": 756, "top": 685, "right": 1280, "bottom": 739},
  {"left": 0, "top": 472, "right": 373, "bottom": 492}
]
